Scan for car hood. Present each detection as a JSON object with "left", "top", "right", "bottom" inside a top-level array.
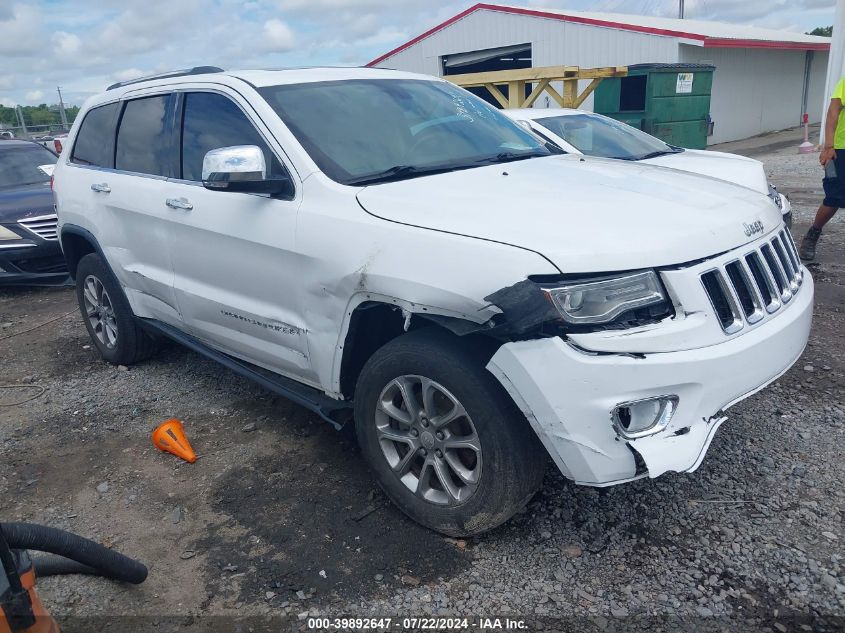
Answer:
[
  {"left": 0, "top": 181, "right": 54, "bottom": 223},
  {"left": 644, "top": 149, "right": 769, "bottom": 195},
  {"left": 356, "top": 155, "right": 783, "bottom": 273}
]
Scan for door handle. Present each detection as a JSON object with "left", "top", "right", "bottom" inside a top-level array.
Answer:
[
  {"left": 165, "top": 197, "right": 193, "bottom": 211},
  {"left": 90, "top": 183, "right": 111, "bottom": 193}
]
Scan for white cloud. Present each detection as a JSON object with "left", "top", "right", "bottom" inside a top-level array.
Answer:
[
  {"left": 110, "top": 68, "right": 149, "bottom": 82},
  {"left": 25, "top": 89, "right": 44, "bottom": 102},
  {"left": 0, "top": 0, "right": 836, "bottom": 107},
  {"left": 263, "top": 18, "right": 296, "bottom": 51},
  {"left": 0, "top": 4, "right": 42, "bottom": 55},
  {"left": 277, "top": 0, "right": 393, "bottom": 9},
  {"left": 55, "top": 31, "right": 82, "bottom": 55}
]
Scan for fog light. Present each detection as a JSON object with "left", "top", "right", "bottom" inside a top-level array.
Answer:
[{"left": 612, "top": 395, "right": 679, "bottom": 439}]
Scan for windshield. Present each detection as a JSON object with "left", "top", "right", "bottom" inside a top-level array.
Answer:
[
  {"left": 259, "top": 79, "right": 550, "bottom": 185},
  {"left": 535, "top": 113, "right": 681, "bottom": 161},
  {"left": 0, "top": 145, "right": 57, "bottom": 188}
]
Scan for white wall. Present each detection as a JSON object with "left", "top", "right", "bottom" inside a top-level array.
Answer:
[
  {"left": 808, "top": 50, "right": 831, "bottom": 124},
  {"left": 376, "top": 10, "right": 679, "bottom": 77},
  {"left": 680, "top": 45, "right": 813, "bottom": 144}
]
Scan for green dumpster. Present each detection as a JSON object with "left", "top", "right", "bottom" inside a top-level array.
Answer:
[{"left": 593, "top": 63, "right": 715, "bottom": 149}]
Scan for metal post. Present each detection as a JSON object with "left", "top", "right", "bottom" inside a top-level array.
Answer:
[
  {"left": 56, "top": 86, "right": 68, "bottom": 129},
  {"left": 15, "top": 106, "right": 28, "bottom": 135},
  {"left": 679, "top": 0, "right": 685, "bottom": 19}
]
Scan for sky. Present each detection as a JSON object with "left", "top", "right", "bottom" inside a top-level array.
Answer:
[{"left": 0, "top": 0, "right": 837, "bottom": 108}]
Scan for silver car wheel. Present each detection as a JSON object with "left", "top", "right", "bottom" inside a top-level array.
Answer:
[
  {"left": 83, "top": 274, "right": 118, "bottom": 349},
  {"left": 375, "top": 375, "right": 482, "bottom": 506}
]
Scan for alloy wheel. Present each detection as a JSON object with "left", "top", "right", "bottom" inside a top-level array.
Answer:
[
  {"left": 82, "top": 274, "right": 118, "bottom": 349},
  {"left": 375, "top": 375, "right": 482, "bottom": 506}
]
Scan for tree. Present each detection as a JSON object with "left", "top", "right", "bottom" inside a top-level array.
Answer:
[
  {"left": 807, "top": 26, "right": 833, "bottom": 37},
  {"left": 0, "top": 103, "right": 78, "bottom": 130}
]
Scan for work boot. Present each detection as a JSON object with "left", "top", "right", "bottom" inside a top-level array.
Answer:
[{"left": 799, "top": 226, "right": 822, "bottom": 261}]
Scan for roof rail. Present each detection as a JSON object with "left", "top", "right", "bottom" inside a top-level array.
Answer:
[{"left": 107, "top": 66, "right": 224, "bottom": 91}]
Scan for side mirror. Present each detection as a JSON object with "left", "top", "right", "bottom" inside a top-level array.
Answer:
[{"left": 201, "top": 145, "right": 293, "bottom": 196}]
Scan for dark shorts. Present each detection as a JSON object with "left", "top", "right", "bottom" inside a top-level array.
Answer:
[{"left": 823, "top": 153, "right": 845, "bottom": 208}]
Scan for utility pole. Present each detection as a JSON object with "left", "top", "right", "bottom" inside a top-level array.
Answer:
[
  {"left": 679, "top": 0, "right": 685, "bottom": 19},
  {"left": 15, "top": 105, "right": 28, "bottom": 135},
  {"left": 56, "top": 86, "right": 68, "bottom": 129}
]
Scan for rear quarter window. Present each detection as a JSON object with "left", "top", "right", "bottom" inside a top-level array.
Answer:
[{"left": 71, "top": 103, "right": 120, "bottom": 168}]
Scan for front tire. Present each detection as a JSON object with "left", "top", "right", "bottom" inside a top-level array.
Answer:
[
  {"left": 354, "top": 329, "right": 546, "bottom": 536},
  {"left": 75, "top": 253, "right": 158, "bottom": 365}
]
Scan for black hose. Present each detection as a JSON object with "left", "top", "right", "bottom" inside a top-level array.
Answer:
[
  {"left": 0, "top": 523, "right": 147, "bottom": 584},
  {"left": 32, "top": 554, "right": 97, "bottom": 577}
]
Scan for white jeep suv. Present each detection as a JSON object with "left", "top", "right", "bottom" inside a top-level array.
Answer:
[{"left": 54, "top": 67, "right": 813, "bottom": 536}]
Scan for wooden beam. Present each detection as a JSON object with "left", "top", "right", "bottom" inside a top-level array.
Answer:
[
  {"left": 445, "top": 65, "right": 629, "bottom": 110},
  {"left": 483, "top": 83, "right": 509, "bottom": 109},
  {"left": 573, "top": 77, "right": 603, "bottom": 109},
  {"left": 508, "top": 80, "right": 525, "bottom": 108},
  {"left": 522, "top": 79, "right": 550, "bottom": 108},
  {"left": 562, "top": 79, "right": 578, "bottom": 108},
  {"left": 447, "top": 65, "right": 628, "bottom": 88},
  {"left": 544, "top": 83, "right": 566, "bottom": 108},
  {"left": 447, "top": 65, "right": 582, "bottom": 87}
]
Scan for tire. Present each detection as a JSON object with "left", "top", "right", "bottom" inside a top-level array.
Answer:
[
  {"left": 75, "top": 253, "right": 159, "bottom": 365},
  {"left": 354, "top": 328, "right": 546, "bottom": 536}
]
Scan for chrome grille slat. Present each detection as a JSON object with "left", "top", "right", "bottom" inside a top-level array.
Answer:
[
  {"left": 772, "top": 235, "right": 799, "bottom": 293},
  {"left": 701, "top": 231, "right": 804, "bottom": 334},
  {"left": 18, "top": 214, "right": 59, "bottom": 241},
  {"left": 701, "top": 269, "right": 744, "bottom": 334},
  {"left": 761, "top": 243, "right": 792, "bottom": 303},
  {"left": 745, "top": 251, "right": 779, "bottom": 313},
  {"left": 729, "top": 259, "right": 766, "bottom": 324},
  {"left": 781, "top": 229, "right": 803, "bottom": 284}
]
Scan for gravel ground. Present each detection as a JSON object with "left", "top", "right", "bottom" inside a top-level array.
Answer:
[{"left": 1, "top": 136, "right": 843, "bottom": 632}]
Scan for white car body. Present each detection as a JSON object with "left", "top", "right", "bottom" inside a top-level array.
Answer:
[
  {"left": 504, "top": 108, "right": 791, "bottom": 222},
  {"left": 53, "top": 68, "right": 811, "bottom": 530}
]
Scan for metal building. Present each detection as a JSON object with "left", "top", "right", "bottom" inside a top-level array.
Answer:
[{"left": 368, "top": 3, "right": 831, "bottom": 145}]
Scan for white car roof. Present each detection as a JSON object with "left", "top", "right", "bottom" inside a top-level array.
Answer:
[
  {"left": 82, "top": 66, "right": 440, "bottom": 109},
  {"left": 228, "top": 67, "right": 429, "bottom": 86},
  {"left": 82, "top": 66, "right": 444, "bottom": 110}
]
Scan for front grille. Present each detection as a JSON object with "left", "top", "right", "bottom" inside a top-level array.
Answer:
[
  {"left": 701, "top": 229, "right": 803, "bottom": 334},
  {"left": 18, "top": 214, "right": 58, "bottom": 241}
]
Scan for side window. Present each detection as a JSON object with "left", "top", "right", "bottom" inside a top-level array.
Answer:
[
  {"left": 71, "top": 103, "right": 119, "bottom": 168},
  {"left": 115, "top": 95, "right": 173, "bottom": 176},
  {"left": 181, "top": 92, "right": 285, "bottom": 182}
]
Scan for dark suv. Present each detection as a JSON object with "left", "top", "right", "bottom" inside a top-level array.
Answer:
[{"left": 0, "top": 140, "right": 67, "bottom": 284}]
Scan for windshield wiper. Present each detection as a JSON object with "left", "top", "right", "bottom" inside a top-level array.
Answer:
[
  {"left": 346, "top": 163, "right": 465, "bottom": 186},
  {"left": 633, "top": 148, "right": 685, "bottom": 161},
  {"left": 476, "top": 151, "right": 548, "bottom": 165}
]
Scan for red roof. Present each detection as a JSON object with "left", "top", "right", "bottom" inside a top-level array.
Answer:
[{"left": 367, "top": 3, "right": 831, "bottom": 67}]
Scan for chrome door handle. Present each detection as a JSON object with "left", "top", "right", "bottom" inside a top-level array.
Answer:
[
  {"left": 165, "top": 197, "right": 193, "bottom": 211},
  {"left": 90, "top": 183, "right": 111, "bottom": 193}
]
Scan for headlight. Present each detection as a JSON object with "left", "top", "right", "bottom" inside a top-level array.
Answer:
[
  {"left": 0, "top": 225, "right": 22, "bottom": 241},
  {"left": 543, "top": 270, "right": 667, "bottom": 324}
]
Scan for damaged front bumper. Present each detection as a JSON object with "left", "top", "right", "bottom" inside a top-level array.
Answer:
[{"left": 487, "top": 273, "right": 814, "bottom": 486}]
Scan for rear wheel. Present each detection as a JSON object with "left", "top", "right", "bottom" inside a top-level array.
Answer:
[
  {"left": 75, "top": 253, "right": 158, "bottom": 365},
  {"left": 354, "top": 329, "right": 546, "bottom": 536}
]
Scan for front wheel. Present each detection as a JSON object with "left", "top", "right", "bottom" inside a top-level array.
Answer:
[
  {"left": 354, "top": 329, "right": 546, "bottom": 536},
  {"left": 75, "top": 253, "right": 159, "bottom": 365}
]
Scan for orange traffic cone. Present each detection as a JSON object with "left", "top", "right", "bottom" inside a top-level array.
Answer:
[{"left": 152, "top": 419, "right": 197, "bottom": 463}]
